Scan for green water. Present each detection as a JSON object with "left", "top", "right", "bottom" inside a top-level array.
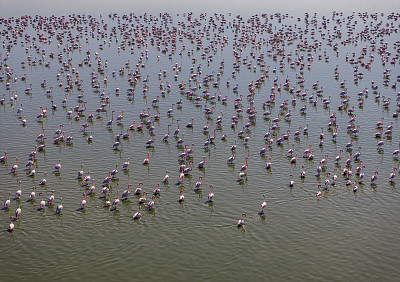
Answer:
[{"left": 0, "top": 12, "right": 399, "bottom": 281}]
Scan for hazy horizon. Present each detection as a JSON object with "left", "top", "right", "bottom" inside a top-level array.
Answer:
[{"left": 2, "top": 0, "right": 400, "bottom": 17}]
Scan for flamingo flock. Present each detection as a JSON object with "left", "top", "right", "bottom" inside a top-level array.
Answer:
[{"left": 0, "top": 11, "right": 399, "bottom": 233}]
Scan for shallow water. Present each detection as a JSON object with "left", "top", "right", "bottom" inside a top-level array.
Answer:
[{"left": 0, "top": 12, "right": 400, "bottom": 281}]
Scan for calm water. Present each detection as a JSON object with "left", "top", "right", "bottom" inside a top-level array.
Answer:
[{"left": 1, "top": 12, "right": 400, "bottom": 281}]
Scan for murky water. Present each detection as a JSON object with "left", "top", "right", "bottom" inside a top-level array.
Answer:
[{"left": 1, "top": 12, "right": 399, "bottom": 281}]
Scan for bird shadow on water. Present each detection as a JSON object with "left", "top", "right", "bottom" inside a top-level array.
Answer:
[{"left": 205, "top": 200, "right": 213, "bottom": 206}]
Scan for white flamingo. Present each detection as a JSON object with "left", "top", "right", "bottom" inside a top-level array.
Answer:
[
  {"left": 39, "top": 172, "right": 47, "bottom": 185},
  {"left": 122, "top": 158, "right": 130, "bottom": 170},
  {"left": 178, "top": 190, "right": 185, "bottom": 202},
  {"left": 237, "top": 213, "right": 246, "bottom": 227},
  {"left": 4, "top": 191, "right": 11, "bottom": 209},
  {"left": 163, "top": 171, "right": 169, "bottom": 183},
  {"left": 135, "top": 182, "right": 143, "bottom": 195},
  {"left": 0, "top": 151, "right": 7, "bottom": 162},
  {"left": 80, "top": 193, "right": 87, "bottom": 209},
  {"left": 29, "top": 186, "right": 36, "bottom": 201},
  {"left": 143, "top": 152, "right": 150, "bottom": 165},
  {"left": 11, "top": 157, "right": 18, "bottom": 173},
  {"left": 15, "top": 181, "right": 22, "bottom": 199},
  {"left": 56, "top": 198, "right": 63, "bottom": 214},
  {"left": 133, "top": 206, "right": 142, "bottom": 219},
  {"left": 8, "top": 217, "right": 14, "bottom": 232},
  {"left": 208, "top": 185, "right": 214, "bottom": 202},
  {"left": 15, "top": 200, "right": 21, "bottom": 219},
  {"left": 260, "top": 194, "right": 267, "bottom": 214},
  {"left": 112, "top": 190, "right": 120, "bottom": 209},
  {"left": 54, "top": 159, "right": 61, "bottom": 172},
  {"left": 47, "top": 190, "right": 55, "bottom": 205}
]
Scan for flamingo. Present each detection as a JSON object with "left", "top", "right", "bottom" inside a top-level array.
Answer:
[
  {"left": 241, "top": 157, "right": 248, "bottom": 172},
  {"left": 260, "top": 194, "right": 267, "bottom": 214},
  {"left": 303, "top": 145, "right": 312, "bottom": 157},
  {"left": 332, "top": 169, "right": 338, "bottom": 185},
  {"left": 28, "top": 186, "right": 36, "bottom": 201},
  {"left": 371, "top": 171, "right": 378, "bottom": 185},
  {"left": 133, "top": 206, "right": 142, "bottom": 219},
  {"left": 186, "top": 118, "right": 194, "bottom": 128},
  {"left": 11, "top": 157, "right": 18, "bottom": 173},
  {"left": 289, "top": 174, "right": 294, "bottom": 187},
  {"left": 377, "top": 137, "right": 385, "bottom": 150},
  {"left": 101, "top": 183, "right": 110, "bottom": 196},
  {"left": 358, "top": 167, "right": 365, "bottom": 184},
  {"left": 315, "top": 185, "right": 322, "bottom": 198},
  {"left": 147, "top": 195, "right": 156, "bottom": 211},
  {"left": 8, "top": 217, "right": 14, "bottom": 232},
  {"left": 335, "top": 150, "right": 343, "bottom": 164},
  {"left": 4, "top": 191, "right": 11, "bottom": 209},
  {"left": 353, "top": 183, "right": 358, "bottom": 193},
  {"left": 38, "top": 138, "right": 46, "bottom": 151},
  {"left": 393, "top": 144, "right": 400, "bottom": 158},
  {"left": 135, "top": 182, "right": 143, "bottom": 195},
  {"left": 198, "top": 157, "right": 206, "bottom": 169},
  {"left": 287, "top": 143, "right": 295, "bottom": 157},
  {"left": 143, "top": 152, "right": 150, "bottom": 165},
  {"left": 237, "top": 213, "right": 246, "bottom": 227},
  {"left": 163, "top": 171, "right": 169, "bottom": 183},
  {"left": 178, "top": 190, "right": 185, "bottom": 203},
  {"left": 146, "top": 135, "right": 155, "bottom": 147},
  {"left": 167, "top": 104, "right": 175, "bottom": 116},
  {"left": 88, "top": 180, "right": 96, "bottom": 195},
  {"left": 65, "top": 132, "right": 73, "bottom": 144},
  {"left": 320, "top": 154, "right": 328, "bottom": 167},
  {"left": 324, "top": 173, "right": 331, "bottom": 190},
  {"left": 87, "top": 132, "right": 93, "bottom": 142},
  {"left": 227, "top": 151, "right": 236, "bottom": 165},
  {"left": 389, "top": 168, "right": 397, "bottom": 182},
  {"left": 78, "top": 164, "right": 84, "bottom": 179},
  {"left": 194, "top": 176, "right": 203, "bottom": 191},
  {"left": 104, "top": 192, "right": 111, "bottom": 207},
  {"left": 300, "top": 166, "right": 306, "bottom": 178},
  {"left": 54, "top": 159, "right": 61, "bottom": 172},
  {"left": 266, "top": 157, "right": 272, "bottom": 169},
  {"left": 15, "top": 200, "right": 21, "bottom": 219},
  {"left": 176, "top": 133, "right": 184, "bottom": 147},
  {"left": 353, "top": 147, "right": 362, "bottom": 160},
  {"left": 122, "top": 184, "right": 131, "bottom": 199},
  {"left": 56, "top": 198, "right": 63, "bottom": 214},
  {"left": 106, "top": 110, "right": 115, "bottom": 127},
  {"left": 110, "top": 164, "right": 118, "bottom": 178},
  {"left": 38, "top": 172, "right": 47, "bottom": 185},
  {"left": 153, "top": 183, "right": 161, "bottom": 195},
  {"left": 39, "top": 193, "right": 45, "bottom": 210},
  {"left": 290, "top": 154, "right": 297, "bottom": 164},
  {"left": 0, "top": 151, "right": 7, "bottom": 162},
  {"left": 113, "top": 141, "right": 120, "bottom": 150},
  {"left": 15, "top": 181, "right": 22, "bottom": 199},
  {"left": 116, "top": 110, "right": 124, "bottom": 122},
  {"left": 112, "top": 190, "right": 120, "bottom": 209},
  {"left": 122, "top": 158, "right": 130, "bottom": 170},
  {"left": 231, "top": 139, "right": 237, "bottom": 151},
  {"left": 83, "top": 170, "right": 92, "bottom": 184},
  {"left": 138, "top": 192, "right": 147, "bottom": 204},
  {"left": 47, "top": 190, "right": 55, "bottom": 205},
  {"left": 163, "top": 124, "right": 171, "bottom": 142},
  {"left": 208, "top": 185, "right": 214, "bottom": 202},
  {"left": 29, "top": 163, "right": 36, "bottom": 177},
  {"left": 80, "top": 193, "right": 87, "bottom": 209}
]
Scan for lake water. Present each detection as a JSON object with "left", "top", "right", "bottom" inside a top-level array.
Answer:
[{"left": 1, "top": 11, "right": 400, "bottom": 281}]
